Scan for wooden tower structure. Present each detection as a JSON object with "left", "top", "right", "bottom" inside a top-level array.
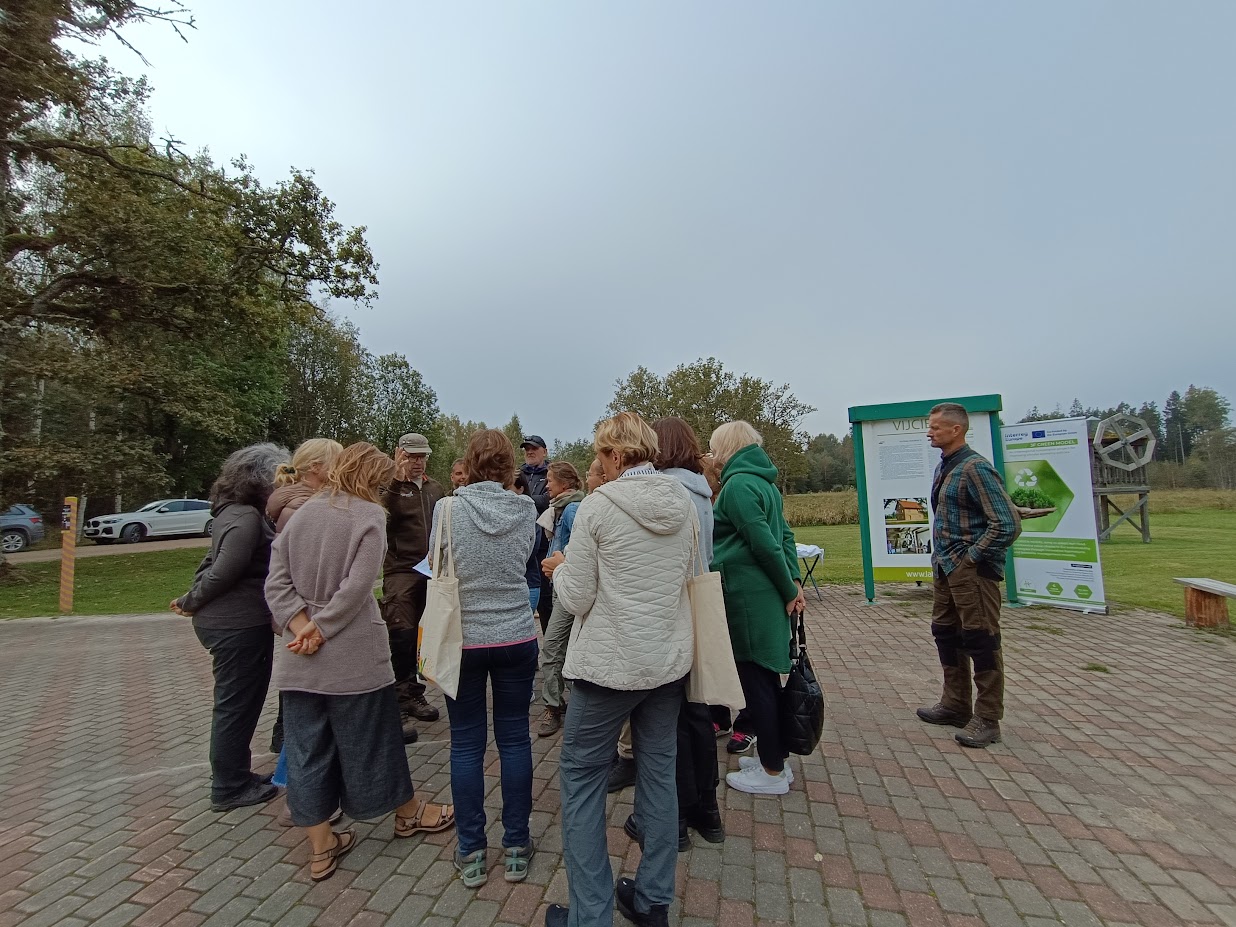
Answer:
[{"left": 1090, "top": 413, "right": 1155, "bottom": 542}]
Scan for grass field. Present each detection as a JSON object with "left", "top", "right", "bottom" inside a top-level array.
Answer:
[
  {"left": 3, "top": 491, "right": 1234, "bottom": 620},
  {"left": 793, "top": 510, "right": 1236, "bottom": 618},
  {"left": 0, "top": 548, "right": 207, "bottom": 619},
  {"left": 782, "top": 487, "right": 1236, "bottom": 527}
]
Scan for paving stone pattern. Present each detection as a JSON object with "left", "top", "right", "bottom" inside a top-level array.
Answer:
[{"left": 2, "top": 586, "right": 1236, "bottom": 926}]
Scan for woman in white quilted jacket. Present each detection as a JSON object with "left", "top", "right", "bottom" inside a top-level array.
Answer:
[{"left": 539, "top": 411, "right": 696, "bottom": 927}]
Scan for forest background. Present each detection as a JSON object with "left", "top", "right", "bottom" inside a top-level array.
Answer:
[{"left": 3, "top": 4, "right": 1233, "bottom": 534}]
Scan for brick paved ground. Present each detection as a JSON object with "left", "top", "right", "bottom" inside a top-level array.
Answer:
[{"left": 2, "top": 587, "right": 1236, "bottom": 927}]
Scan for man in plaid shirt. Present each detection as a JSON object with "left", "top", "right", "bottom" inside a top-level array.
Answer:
[{"left": 917, "top": 403, "right": 1020, "bottom": 748}]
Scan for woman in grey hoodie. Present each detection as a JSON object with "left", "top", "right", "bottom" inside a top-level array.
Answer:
[{"left": 429, "top": 430, "right": 539, "bottom": 890}]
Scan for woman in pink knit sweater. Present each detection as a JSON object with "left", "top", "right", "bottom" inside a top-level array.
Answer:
[{"left": 265, "top": 442, "right": 455, "bottom": 882}]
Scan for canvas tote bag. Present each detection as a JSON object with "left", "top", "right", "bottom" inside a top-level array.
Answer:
[
  {"left": 418, "top": 497, "right": 464, "bottom": 699},
  {"left": 685, "top": 514, "right": 746, "bottom": 710}
]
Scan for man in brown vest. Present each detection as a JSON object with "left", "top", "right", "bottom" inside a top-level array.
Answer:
[{"left": 381, "top": 432, "right": 446, "bottom": 741}]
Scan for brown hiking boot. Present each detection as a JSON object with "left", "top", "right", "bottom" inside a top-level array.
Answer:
[
  {"left": 538, "top": 705, "right": 565, "bottom": 737},
  {"left": 916, "top": 702, "right": 972, "bottom": 728},
  {"left": 955, "top": 717, "right": 1001, "bottom": 749},
  {"left": 405, "top": 693, "right": 440, "bottom": 722}
]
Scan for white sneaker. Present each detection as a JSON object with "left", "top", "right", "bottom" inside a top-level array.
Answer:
[
  {"left": 725, "top": 764, "right": 789, "bottom": 795},
  {"left": 738, "top": 756, "right": 795, "bottom": 785}
]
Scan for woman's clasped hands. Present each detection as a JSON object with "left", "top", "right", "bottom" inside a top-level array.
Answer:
[{"left": 287, "top": 610, "right": 325, "bottom": 656}]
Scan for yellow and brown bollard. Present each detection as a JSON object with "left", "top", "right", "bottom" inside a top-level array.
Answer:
[{"left": 59, "top": 497, "right": 78, "bottom": 614}]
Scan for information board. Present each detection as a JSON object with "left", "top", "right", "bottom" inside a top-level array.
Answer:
[
  {"left": 849, "top": 395, "right": 1014, "bottom": 603},
  {"left": 1000, "top": 418, "right": 1107, "bottom": 613}
]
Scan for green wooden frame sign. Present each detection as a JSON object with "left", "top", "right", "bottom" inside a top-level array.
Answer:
[{"left": 848, "top": 394, "right": 1018, "bottom": 604}]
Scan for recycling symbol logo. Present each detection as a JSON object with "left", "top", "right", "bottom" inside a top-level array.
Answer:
[{"left": 1014, "top": 468, "right": 1038, "bottom": 489}]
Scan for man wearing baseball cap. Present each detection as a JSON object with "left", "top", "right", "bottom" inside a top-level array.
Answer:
[
  {"left": 381, "top": 432, "right": 446, "bottom": 740},
  {"left": 519, "top": 435, "right": 553, "bottom": 628},
  {"left": 518, "top": 436, "right": 551, "bottom": 511}
]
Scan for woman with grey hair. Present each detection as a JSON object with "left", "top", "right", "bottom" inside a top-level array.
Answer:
[{"left": 172, "top": 442, "right": 288, "bottom": 812}]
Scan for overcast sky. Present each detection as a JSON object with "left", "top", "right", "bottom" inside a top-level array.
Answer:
[{"left": 104, "top": 2, "right": 1235, "bottom": 443}]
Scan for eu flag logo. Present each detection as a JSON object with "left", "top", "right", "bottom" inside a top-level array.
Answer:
[{"left": 1032, "top": 430, "right": 1046, "bottom": 439}]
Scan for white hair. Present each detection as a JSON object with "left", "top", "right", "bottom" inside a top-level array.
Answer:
[{"left": 709, "top": 421, "right": 763, "bottom": 468}]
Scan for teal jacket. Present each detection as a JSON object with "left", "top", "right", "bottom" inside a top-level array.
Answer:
[{"left": 712, "top": 444, "right": 799, "bottom": 673}]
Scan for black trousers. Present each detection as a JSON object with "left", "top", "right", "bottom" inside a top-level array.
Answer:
[
  {"left": 677, "top": 700, "right": 719, "bottom": 813},
  {"left": 735, "top": 661, "right": 787, "bottom": 773},
  {"left": 709, "top": 705, "right": 753, "bottom": 736},
  {"left": 194, "top": 625, "right": 273, "bottom": 801}
]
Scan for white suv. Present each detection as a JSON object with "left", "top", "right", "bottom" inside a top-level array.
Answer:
[{"left": 85, "top": 499, "right": 214, "bottom": 544}]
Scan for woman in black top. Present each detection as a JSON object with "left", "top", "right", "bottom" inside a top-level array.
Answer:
[{"left": 172, "top": 443, "right": 288, "bottom": 811}]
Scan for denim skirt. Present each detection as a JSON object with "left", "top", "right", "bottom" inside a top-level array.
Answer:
[{"left": 283, "top": 685, "right": 414, "bottom": 826}]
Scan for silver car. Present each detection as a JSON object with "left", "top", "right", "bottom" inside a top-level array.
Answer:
[
  {"left": 85, "top": 499, "right": 214, "bottom": 544},
  {"left": 1, "top": 504, "right": 47, "bottom": 553}
]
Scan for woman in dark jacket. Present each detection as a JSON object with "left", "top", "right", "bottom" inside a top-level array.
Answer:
[
  {"left": 709, "top": 422, "right": 805, "bottom": 797},
  {"left": 172, "top": 442, "right": 288, "bottom": 812}
]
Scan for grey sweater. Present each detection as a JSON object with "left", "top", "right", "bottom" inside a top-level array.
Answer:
[
  {"left": 430, "top": 483, "right": 537, "bottom": 648},
  {"left": 265, "top": 492, "right": 393, "bottom": 695},
  {"left": 179, "top": 502, "right": 273, "bottom": 630}
]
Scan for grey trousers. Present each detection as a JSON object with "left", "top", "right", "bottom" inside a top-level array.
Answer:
[
  {"left": 540, "top": 597, "right": 575, "bottom": 709},
  {"left": 560, "top": 676, "right": 684, "bottom": 927}
]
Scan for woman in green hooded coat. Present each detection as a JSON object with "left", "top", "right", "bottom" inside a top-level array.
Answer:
[{"left": 710, "top": 422, "right": 806, "bottom": 796}]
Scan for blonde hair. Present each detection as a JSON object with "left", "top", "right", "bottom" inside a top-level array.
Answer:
[
  {"left": 275, "top": 438, "right": 344, "bottom": 486},
  {"left": 594, "top": 411, "right": 659, "bottom": 468},
  {"left": 709, "top": 421, "right": 763, "bottom": 469},
  {"left": 328, "top": 442, "right": 396, "bottom": 504}
]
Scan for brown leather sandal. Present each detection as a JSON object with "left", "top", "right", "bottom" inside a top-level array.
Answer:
[
  {"left": 394, "top": 801, "right": 456, "bottom": 838},
  {"left": 309, "top": 829, "right": 356, "bottom": 882}
]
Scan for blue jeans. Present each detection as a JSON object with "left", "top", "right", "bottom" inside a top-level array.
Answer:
[
  {"left": 445, "top": 639, "right": 539, "bottom": 854},
  {"left": 529, "top": 587, "right": 540, "bottom": 615},
  {"left": 560, "top": 676, "right": 685, "bottom": 927}
]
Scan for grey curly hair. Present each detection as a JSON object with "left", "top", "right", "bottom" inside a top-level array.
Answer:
[{"left": 210, "top": 442, "right": 291, "bottom": 510}]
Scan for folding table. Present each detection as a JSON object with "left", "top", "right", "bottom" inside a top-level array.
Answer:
[{"left": 796, "top": 543, "right": 824, "bottom": 601}]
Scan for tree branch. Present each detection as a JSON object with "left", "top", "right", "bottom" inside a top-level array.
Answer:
[{"left": 13, "top": 139, "right": 225, "bottom": 202}]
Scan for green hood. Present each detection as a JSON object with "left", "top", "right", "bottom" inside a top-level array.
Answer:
[{"left": 720, "top": 444, "right": 779, "bottom": 485}]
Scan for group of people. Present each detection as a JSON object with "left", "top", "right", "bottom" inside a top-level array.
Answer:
[{"left": 174, "top": 401, "right": 1021, "bottom": 927}]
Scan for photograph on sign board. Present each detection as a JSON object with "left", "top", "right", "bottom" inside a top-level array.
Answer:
[
  {"left": 885, "top": 526, "right": 932, "bottom": 555},
  {"left": 1005, "top": 460, "right": 1074, "bottom": 533},
  {"left": 883, "top": 497, "right": 929, "bottom": 525}
]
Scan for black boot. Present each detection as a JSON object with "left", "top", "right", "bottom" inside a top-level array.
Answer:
[
  {"left": 607, "top": 755, "right": 637, "bottom": 793},
  {"left": 684, "top": 793, "right": 725, "bottom": 843},
  {"left": 615, "top": 877, "right": 670, "bottom": 927},
  {"left": 269, "top": 714, "right": 284, "bottom": 754},
  {"left": 623, "top": 814, "right": 689, "bottom": 852}
]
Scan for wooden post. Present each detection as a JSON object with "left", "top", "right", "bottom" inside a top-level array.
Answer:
[
  {"left": 1184, "top": 588, "right": 1230, "bottom": 628},
  {"left": 59, "top": 497, "right": 78, "bottom": 614}
]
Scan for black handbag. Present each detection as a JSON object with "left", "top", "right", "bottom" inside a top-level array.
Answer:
[{"left": 780, "top": 609, "right": 824, "bottom": 755}]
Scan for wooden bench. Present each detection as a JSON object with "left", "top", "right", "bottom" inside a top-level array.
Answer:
[{"left": 1174, "top": 578, "right": 1236, "bottom": 627}]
